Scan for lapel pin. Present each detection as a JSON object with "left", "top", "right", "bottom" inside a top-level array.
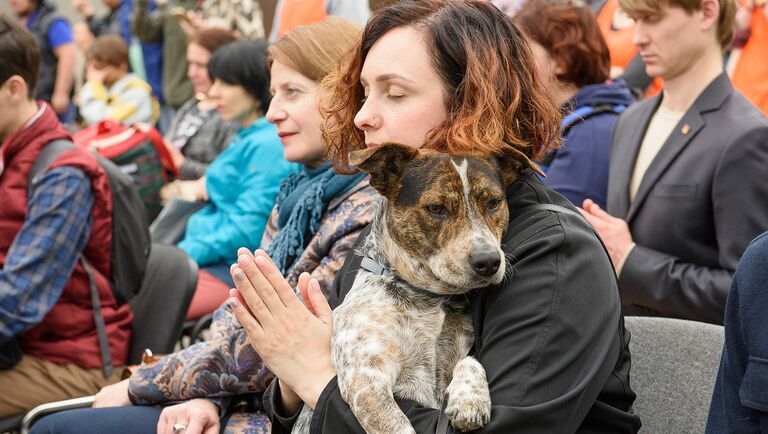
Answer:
[{"left": 681, "top": 124, "right": 691, "bottom": 135}]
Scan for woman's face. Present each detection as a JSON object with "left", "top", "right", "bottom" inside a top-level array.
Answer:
[
  {"left": 208, "top": 79, "right": 257, "bottom": 122},
  {"left": 354, "top": 26, "right": 448, "bottom": 149},
  {"left": 187, "top": 43, "right": 213, "bottom": 95},
  {"left": 266, "top": 61, "right": 326, "bottom": 166}
]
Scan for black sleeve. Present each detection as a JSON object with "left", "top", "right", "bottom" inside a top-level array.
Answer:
[
  {"left": 304, "top": 211, "right": 637, "bottom": 433},
  {"left": 263, "top": 379, "right": 303, "bottom": 433}
]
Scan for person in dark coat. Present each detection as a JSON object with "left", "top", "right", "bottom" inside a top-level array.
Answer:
[
  {"left": 514, "top": 0, "right": 635, "bottom": 209},
  {"left": 706, "top": 232, "right": 768, "bottom": 432}
]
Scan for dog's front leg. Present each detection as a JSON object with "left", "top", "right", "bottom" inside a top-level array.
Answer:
[
  {"left": 341, "top": 369, "right": 416, "bottom": 434},
  {"left": 444, "top": 356, "right": 492, "bottom": 431}
]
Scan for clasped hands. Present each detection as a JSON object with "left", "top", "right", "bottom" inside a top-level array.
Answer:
[{"left": 228, "top": 248, "right": 336, "bottom": 411}]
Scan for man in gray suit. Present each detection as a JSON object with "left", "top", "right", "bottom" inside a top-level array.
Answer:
[{"left": 581, "top": 0, "right": 768, "bottom": 324}]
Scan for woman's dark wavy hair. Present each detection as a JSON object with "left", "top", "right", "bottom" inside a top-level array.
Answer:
[
  {"left": 514, "top": 0, "right": 611, "bottom": 88},
  {"left": 323, "top": 0, "right": 562, "bottom": 173},
  {"left": 208, "top": 40, "right": 271, "bottom": 114}
]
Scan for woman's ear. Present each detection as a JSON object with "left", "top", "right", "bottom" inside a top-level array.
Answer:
[{"left": 349, "top": 143, "right": 419, "bottom": 198}]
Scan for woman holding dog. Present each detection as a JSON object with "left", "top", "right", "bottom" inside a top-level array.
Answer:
[
  {"left": 30, "top": 18, "right": 376, "bottom": 434},
  {"left": 228, "top": 1, "right": 642, "bottom": 433}
]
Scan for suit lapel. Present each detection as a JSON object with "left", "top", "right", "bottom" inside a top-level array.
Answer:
[
  {"left": 608, "top": 98, "right": 659, "bottom": 218},
  {"left": 626, "top": 73, "right": 732, "bottom": 223}
]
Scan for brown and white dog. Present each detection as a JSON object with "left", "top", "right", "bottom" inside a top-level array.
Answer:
[{"left": 293, "top": 143, "right": 530, "bottom": 434}]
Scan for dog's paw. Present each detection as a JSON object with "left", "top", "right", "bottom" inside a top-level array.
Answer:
[{"left": 444, "top": 357, "right": 491, "bottom": 432}]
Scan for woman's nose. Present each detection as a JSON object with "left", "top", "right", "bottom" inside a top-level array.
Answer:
[
  {"left": 354, "top": 99, "right": 378, "bottom": 131},
  {"left": 266, "top": 100, "right": 286, "bottom": 123}
]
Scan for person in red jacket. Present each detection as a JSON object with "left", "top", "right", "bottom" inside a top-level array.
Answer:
[{"left": 0, "top": 15, "right": 131, "bottom": 417}]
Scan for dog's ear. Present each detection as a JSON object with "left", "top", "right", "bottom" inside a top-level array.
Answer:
[
  {"left": 349, "top": 143, "right": 419, "bottom": 197},
  {"left": 496, "top": 147, "right": 544, "bottom": 187}
]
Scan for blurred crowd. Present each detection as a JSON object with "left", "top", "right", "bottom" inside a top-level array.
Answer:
[{"left": 1, "top": 0, "right": 767, "bottom": 433}]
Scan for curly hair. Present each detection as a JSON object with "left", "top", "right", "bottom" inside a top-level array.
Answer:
[
  {"left": 322, "top": 0, "right": 561, "bottom": 173},
  {"left": 514, "top": 0, "right": 611, "bottom": 88}
]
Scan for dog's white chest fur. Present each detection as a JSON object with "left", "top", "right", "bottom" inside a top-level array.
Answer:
[{"left": 334, "top": 273, "right": 453, "bottom": 408}]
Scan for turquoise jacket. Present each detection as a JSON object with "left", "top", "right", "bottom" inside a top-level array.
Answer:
[{"left": 178, "top": 117, "right": 300, "bottom": 266}]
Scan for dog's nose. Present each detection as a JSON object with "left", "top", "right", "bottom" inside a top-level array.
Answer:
[{"left": 469, "top": 249, "right": 501, "bottom": 277}]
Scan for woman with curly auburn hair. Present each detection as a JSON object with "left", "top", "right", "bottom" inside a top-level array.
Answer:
[
  {"left": 229, "top": 1, "right": 642, "bottom": 432},
  {"left": 322, "top": 0, "right": 561, "bottom": 171}
]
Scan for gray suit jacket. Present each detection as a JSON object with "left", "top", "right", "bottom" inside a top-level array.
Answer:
[{"left": 607, "top": 73, "right": 768, "bottom": 324}]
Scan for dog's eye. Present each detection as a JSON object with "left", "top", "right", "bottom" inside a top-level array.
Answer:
[
  {"left": 487, "top": 198, "right": 502, "bottom": 212},
  {"left": 424, "top": 204, "right": 449, "bottom": 218}
]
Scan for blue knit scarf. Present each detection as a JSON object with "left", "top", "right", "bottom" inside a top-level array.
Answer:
[{"left": 266, "top": 163, "right": 366, "bottom": 274}]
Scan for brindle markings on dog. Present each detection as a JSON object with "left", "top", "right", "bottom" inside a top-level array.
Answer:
[
  {"left": 291, "top": 143, "right": 529, "bottom": 434},
  {"left": 383, "top": 152, "right": 511, "bottom": 294}
]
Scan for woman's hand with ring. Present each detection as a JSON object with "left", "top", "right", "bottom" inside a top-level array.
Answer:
[
  {"left": 228, "top": 248, "right": 335, "bottom": 409},
  {"left": 156, "top": 399, "right": 220, "bottom": 434}
]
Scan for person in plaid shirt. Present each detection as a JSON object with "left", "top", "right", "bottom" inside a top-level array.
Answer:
[{"left": 0, "top": 15, "right": 131, "bottom": 417}]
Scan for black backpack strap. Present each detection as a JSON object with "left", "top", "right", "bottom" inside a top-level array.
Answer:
[
  {"left": 28, "top": 139, "right": 77, "bottom": 188},
  {"left": 82, "top": 258, "right": 114, "bottom": 378},
  {"left": 29, "top": 140, "right": 113, "bottom": 378}
]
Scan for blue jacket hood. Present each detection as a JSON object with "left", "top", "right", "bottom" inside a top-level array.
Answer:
[{"left": 567, "top": 79, "right": 635, "bottom": 110}]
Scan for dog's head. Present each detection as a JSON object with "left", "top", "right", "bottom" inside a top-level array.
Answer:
[{"left": 350, "top": 143, "right": 530, "bottom": 294}]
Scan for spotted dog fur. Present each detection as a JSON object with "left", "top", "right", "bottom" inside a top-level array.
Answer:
[{"left": 292, "top": 143, "right": 530, "bottom": 434}]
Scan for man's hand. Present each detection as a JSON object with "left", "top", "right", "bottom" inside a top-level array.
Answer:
[
  {"left": 580, "top": 199, "right": 634, "bottom": 268},
  {"left": 157, "top": 399, "right": 220, "bottom": 434},
  {"left": 93, "top": 379, "right": 132, "bottom": 408}
]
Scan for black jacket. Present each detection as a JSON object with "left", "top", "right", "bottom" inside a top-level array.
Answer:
[{"left": 265, "top": 171, "right": 641, "bottom": 433}]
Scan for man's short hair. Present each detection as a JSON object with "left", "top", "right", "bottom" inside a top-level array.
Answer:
[
  {"left": 86, "top": 34, "right": 129, "bottom": 67},
  {"left": 619, "top": 0, "right": 736, "bottom": 50},
  {"left": 0, "top": 14, "right": 41, "bottom": 98}
]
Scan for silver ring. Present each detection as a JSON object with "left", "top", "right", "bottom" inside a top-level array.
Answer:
[
  {"left": 372, "top": 115, "right": 378, "bottom": 128},
  {"left": 172, "top": 423, "right": 187, "bottom": 433}
]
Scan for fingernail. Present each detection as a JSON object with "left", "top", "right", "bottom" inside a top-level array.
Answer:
[
  {"left": 234, "top": 269, "right": 245, "bottom": 281},
  {"left": 255, "top": 256, "right": 266, "bottom": 267},
  {"left": 229, "top": 297, "right": 239, "bottom": 308}
]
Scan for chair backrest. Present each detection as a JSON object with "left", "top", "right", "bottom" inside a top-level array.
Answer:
[
  {"left": 127, "top": 243, "right": 198, "bottom": 364},
  {"left": 625, "top": 316, "right": 724, "bottom": 434}
]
